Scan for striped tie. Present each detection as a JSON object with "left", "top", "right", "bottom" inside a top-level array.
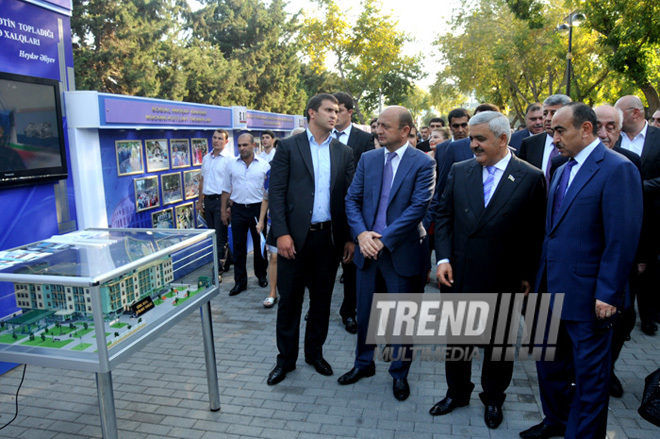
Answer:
[{"left": 483, "top": 166, "right": 496, "bottom": 206}]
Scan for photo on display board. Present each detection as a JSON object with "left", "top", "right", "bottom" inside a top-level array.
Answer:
[
  {"left": 184, "top": 169, "right": 201, "bottom": 200},
  {"left": 170, "top": 138, "right": 191, "bottom": 169},
  {"left": 191, "top": 138, "right": 208, "bottom": 166},
  {"left": 134, "top": 175, "right": 160, "bottom": 212},
  {"left": 116, "top": 140, "right": 144, "bottom": 176},
  {"left": 145, "top": 139, "right": 169, "bottom": 172},
  {"left": 151, "top": 207, "right": 174, "bottom": 228},
  {"left": 161, "top": 172, "right": 183, "bottom": 205},
  {"left": 175, "top": 202, "right": 195, "bottom": 229}
]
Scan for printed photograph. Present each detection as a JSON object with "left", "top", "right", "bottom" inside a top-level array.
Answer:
[
  {"left": 161, "top": 172, "right": 183, "bottom": 205},
  {"left": 151, "top": 208, "right": 174, "bottom": 228},
  {"left": 184, "top": 169, "right": 201, "bottom": 200},
  {"left": 170, "top": 138, "right": 191, "bottom": 169},
  {"left": 134, "top": 175, "right": 159, "bottom": 212},
  {"left": 191, "top": 138, "right": 208, "bottom": 166},
  {"left": 116, "top": 140, "right": 144, "bottom": 176},
  {"left": 125, "top": 236, "right": 155, "bottom": 261},
  {"left": 175, "top": 202, "right": 195, "bottom": 229},
  {"left": 145, "top": 139, "right": 169, "bottom": 172}
]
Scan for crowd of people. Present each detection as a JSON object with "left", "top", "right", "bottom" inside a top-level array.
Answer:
[{"left": 199, "top": 92, "right": 659, "bottom": 439}]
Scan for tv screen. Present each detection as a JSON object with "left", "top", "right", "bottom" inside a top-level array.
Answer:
[{"left": 0, "top": 71, "right": 68, "bottom": 188}]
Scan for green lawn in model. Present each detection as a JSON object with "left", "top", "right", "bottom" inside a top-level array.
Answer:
[
  {"left": 110, "top": 322, "right": 127, "bottom": 329},
  {"left": 21, "top": 337, "right": 74, "bottom": 348},
  {"left": 71, "top": 343, "right": 93, "bottom": 351},
  {"left": 0, "top": 334, "right": 27, "bottom": 344}
]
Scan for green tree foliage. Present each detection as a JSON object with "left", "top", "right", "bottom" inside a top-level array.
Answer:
[
  {"left": 300, "top": 0, "right": 422, "bottom": 122},
  {"left": 435, "top": 0, "right": 636, "bottom": 122}
]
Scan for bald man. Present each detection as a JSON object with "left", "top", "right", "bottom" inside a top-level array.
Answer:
[{"left": 615, "top": 95, "right": 660, "bottom": 336}]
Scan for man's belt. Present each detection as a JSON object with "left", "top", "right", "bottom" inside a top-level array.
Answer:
[{"left": 309, "top": 221, "right": 331, "bottom": 231}]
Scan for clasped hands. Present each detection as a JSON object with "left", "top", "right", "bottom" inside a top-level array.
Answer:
[{"left": 357, "top": 231, "right": 384, "bottom": 260}]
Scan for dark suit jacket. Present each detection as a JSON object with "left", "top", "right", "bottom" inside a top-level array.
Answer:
[
  {"left": 435, "top": 154, "right": 546, "bottom": 293},
  {"left": 550, "top": 145, "right": 642, "bottom": 179},
  {"left": 345, "top": 146, "right": 435, "bottom": 277},
  {"left": 623, "top": 125, "right": 660, "bottom": 261},
  {"left": 268, "top": 131, "right": 355, "bottom": 252},
  {"left": 344, "top": 125, "right": 375, "bottom": 168},
  {"left": 537, "top": 143, "right": 643, "bottom": 321},
  {"left": 416, "top": 139, "right": 431, "bottom": 153},
  {"left": 509, "top": 128, "right": 532, "bottom": 155}
]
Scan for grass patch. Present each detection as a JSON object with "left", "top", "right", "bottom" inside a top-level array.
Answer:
[
  {"left": 0, "top": 334, "right": 27, "bottom": 344},
  {"left": 153, "top": 298, "right": 164, "bottom": 305},
  {"left": 21, "top": 337, "right": 74, "bottom": 348},
  {"left": 110, "top": 322, "right": 127, "bottom": 329},
  {"left": 71, "top": 328, "right": 94, "bottom": 337},
  {"left": 92, "top": 332, "right": 111, "bottom": 338},
  {"left": 72, "top": 343, "right": 93, "bottom": 351}
]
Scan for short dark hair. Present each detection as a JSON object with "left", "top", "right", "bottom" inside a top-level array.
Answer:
[
  {"left": 429, "top": 117, "right": 445, "bottom": 127},
  {"left": 475, "top": 103, "right": 500, "bottom": 113},
  {"left": 526, "top": 103, "right": 542, "bottom": 115},
  {"left": 305, "top": 93, "right": 339, "bottom": 122},
  {"left": 370, "top": 117, "right": 378, "bottom": 125},
  {"left": 214, "top": 129, "right": 229, "bottom": 140},
  {"left": 261, "top": 130, "right": 275, "bottom": 138},
  {"left": 447, "top": 108, "right": 470, "bottom": 124},
  {"left": 567, "top": 102, "right": 598, "bottom": 135},
  {"left": 397, "top": 108, "right": 414, "bottom": 130},
  {"left": 332, "top": 92, "right": 354, "bottom": 111},
  {"left": 238, "top": 132, "right": 255, "bottom": 143}
]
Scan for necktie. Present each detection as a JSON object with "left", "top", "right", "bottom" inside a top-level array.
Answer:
[
  {"left": 483, "top": 166, "right": 497, "bottom": 207},
  {"left": 334, "top": 130, "right": 344, "bottom": 143},
  {"left": 545, "top": 144, "right": 559, "bottom": 184},
  {"left": 551, "top": 159, "right": 578, "bottom": 224},
  {"left": 373, "top": 152, "right": 396, "bottom": 234}
]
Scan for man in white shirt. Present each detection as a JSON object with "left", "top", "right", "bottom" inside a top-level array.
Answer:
[
  {"left": 615, "top": 95, "right": 660, "bottom": 336},
  {"left": 197, "top": 129, "right": 233, "bottom": 280},
  {"left": 650, "top": 109, "right": 660, "bottom": 128},
  {"left": 258, "top": 130, "right": 277, "bottom": 162},
  {"left": 221, "top": 133, "right": 270, "bottom": 296}
]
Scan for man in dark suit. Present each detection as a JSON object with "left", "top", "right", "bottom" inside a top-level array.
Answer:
[
  {"left": 518, "top": 95, "right": 572, "bottom": 185},
  {"left": 266, "top": 93, "right": 355, "bottom": 385},
  {"left": 510, "top": 103, "right": 544, "bottom": 153},
  {"left": 340, "top": 106, "right": 435, "bottom": 401},
  {"left": 332, "top": 91, "right": 375, "bottom": 334},
  {"left": 430, "top": 111, "right": 546, "bottom": 429},
  {"left": 615, "top": 95, "right": 660, "bottom": 337},
  {"left": 521, "top": 103, "right": 643, "bottom": 439}
]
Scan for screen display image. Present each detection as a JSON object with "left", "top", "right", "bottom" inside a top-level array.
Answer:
[{"left": 0, "top": 71, "right": 67, "bottom": 187}]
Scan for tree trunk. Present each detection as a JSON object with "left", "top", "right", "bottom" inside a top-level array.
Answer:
[{"left": 640, "top": 83, "right": 660, "bottom": 115}]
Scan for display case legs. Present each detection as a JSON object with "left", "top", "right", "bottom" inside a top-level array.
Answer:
[
  {"left": 201, "top": 301, "right": 221, "bottom": 411},
  {"left": 96, "top": 371, "right": 118, "bottom": 439}
]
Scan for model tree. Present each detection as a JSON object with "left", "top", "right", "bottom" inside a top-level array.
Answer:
[{"left": 41, "top": 333, "right": 46, "bottom": 342}]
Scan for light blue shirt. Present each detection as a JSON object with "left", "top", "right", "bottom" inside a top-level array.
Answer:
[
  {"left": 565, "top": 137, "right": 600, "bottom": 190},
  {"left": 307, "top": 129, "right": 332, "bottom": 223}
]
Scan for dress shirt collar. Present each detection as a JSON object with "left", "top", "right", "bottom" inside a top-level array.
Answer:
[
  {"left": 573, "top": 137, "right": 601, "bottom": 166},
  {"left": 307, "top": 128, "right": 333, "bottom": 147},
  {"left": 488, "top": 150, "right": 512, "bottom": 173},
  {"left": 334, "top": 124, "right": 353, "bottom": 141},
  {"left": 385, "top": 142, "right": 409, "bottom": 161}
]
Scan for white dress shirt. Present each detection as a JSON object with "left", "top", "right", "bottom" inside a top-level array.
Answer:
[
  {"left": 308, "top": 129, "right": 332, "bottom": 223},
  {"left": 383, "top": 142, "right": 410, "bottom": 188},
  {"left": 619, "top": 121, "right": 648, "bottom": 157},
  {"left": 482, "top": 150, "right": 512, "bottom": 197},
  {"left": 200, "top": 152, "right": 227, "bottom": 195},
  {"left": 221, "top": 155, "right": 270, "bottom": 204},
  {"left": 334, "top": 124, "right": 353, "bottom": 145},
  {"left": 258, "top": 148, "right": 276, "bottom": 162},
  {"left": 563, "top": 138, "right": 600, "bottom": 190},
  {"left": 541, "top": 134, "right": 555, "bottom": 174}
]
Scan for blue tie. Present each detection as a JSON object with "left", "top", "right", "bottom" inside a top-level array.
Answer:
[
  {"left": 551, "top": 159, "right": 578, "bottom": 224},
  {"left": 374, "top": 152, "right": 396, "bottom": 234},
  {"left": 483, "top": 166, "right": 497, "bottom": 207}
]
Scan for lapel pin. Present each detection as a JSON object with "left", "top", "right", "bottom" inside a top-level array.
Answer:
[{"left": 508, "top": 174, "right": 515, "bottom": 182}]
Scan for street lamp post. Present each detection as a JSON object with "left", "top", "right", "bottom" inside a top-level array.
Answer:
[{"left": 557, "top": 12, "right": 585, "bottom": 97}]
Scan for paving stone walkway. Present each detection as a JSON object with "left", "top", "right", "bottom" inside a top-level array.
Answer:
[{"left": 0, "top": 261, "right": 659, "bottom": 438}]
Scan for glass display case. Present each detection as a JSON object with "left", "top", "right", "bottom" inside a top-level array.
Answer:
[{"left": 0, "top": 228, "right": 221, "bottom": 439}]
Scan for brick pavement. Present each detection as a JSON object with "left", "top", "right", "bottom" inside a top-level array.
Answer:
[{"left": 0, "top": 261, "right": 659, "bottom": 438}]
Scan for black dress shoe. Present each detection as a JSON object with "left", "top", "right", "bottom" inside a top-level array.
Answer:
[
  {"left": 267, "top": 365, "right": 295, "bottom": 385},
  {"left": 610, "top": 373, "right": 624, "bottom": 398},
  {"left": 305, "top": 357, "right": 333, "bottom": 376},
  {"left": 484, "top": 404, "right": 503, "bottom": 429},
  {"left": 642, "top": 322, "right": 658, "bottom": 336},
  {"left": 343, "top": 317, "right": 358, "bottom": 334},
  {"left": 519, "top": 422, "right": 565, "bottom": 438},
  {"left": 258, "top": 276, "right": 268, "bottom": 288},
  {"left": 429, "top": 396, "right": 469, "bottom": 416},
  {"left": 337, "top": 366, "right": 376, "bottom": 385},
  {"left": 393, "top": 378, "right": 410, "bottom": 401},
  {"left": 229, "top": 284, "right": 246, "bottom": 296}
]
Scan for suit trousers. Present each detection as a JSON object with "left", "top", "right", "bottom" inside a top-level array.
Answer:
[
  {"left": 355, "top": 250, "right": 416, "bottom": 379},
  {"left": 203, "top": 196, "right": 232, "bottom": 270},
  {"left": 276, "top": 227, "right": 339, "bottom": 368},
  {"left": 340, "top": 261, "right": 357, "bottom": 320},
  {"left": 630, "top": 259, "right": 660, "bottom": 326},
  {"left": 536, "top": 319, "right": 613, "bottom": 439},
  {"left": 230, "top": 203, "right": 267, "bottom": 286}
]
